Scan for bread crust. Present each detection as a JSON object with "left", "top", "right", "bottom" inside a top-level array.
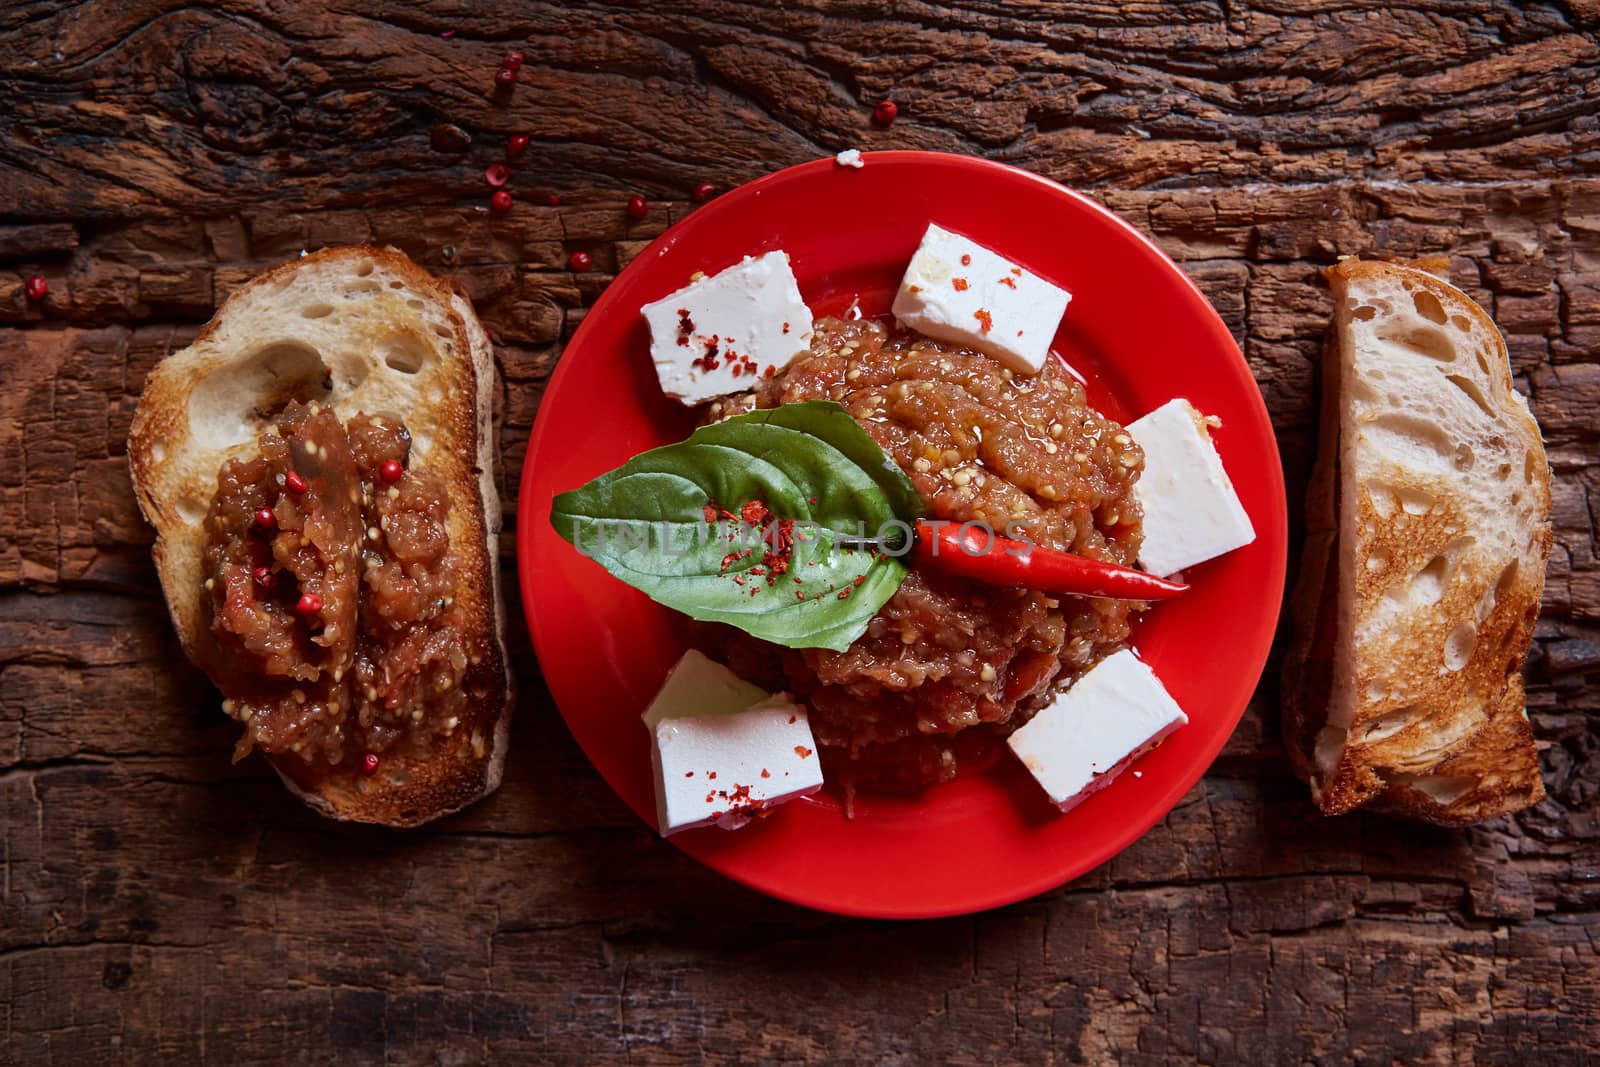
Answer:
[
  {"left": 128, "top": 246, "right": 513, "bottom": 827},
  {"left": 1282, "top": 257, "right": 1549, "bottom": 825}
]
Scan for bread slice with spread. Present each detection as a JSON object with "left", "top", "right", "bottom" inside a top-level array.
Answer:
[
  {"left": 129, "top": 246, "right": 513, "bottom": 827},
  {"left": 1283, "top": 257, "right": 1550, "bottom": 825}
]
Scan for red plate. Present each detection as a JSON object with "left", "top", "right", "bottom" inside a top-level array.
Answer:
[{"left": 518, "top": 151, "right": 1287, "bottom": 918}]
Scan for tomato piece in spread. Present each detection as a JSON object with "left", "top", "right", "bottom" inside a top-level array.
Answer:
[{"left": 199, "top": 400, "right": 478, "bottom": 775}]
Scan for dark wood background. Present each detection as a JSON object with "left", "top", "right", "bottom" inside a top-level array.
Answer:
[{"left": 3, "top": 2, "right": 1598, "bottom": 1062}]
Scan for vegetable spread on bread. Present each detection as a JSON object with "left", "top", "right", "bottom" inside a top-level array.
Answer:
[
  {"left": 202, "top": 401, "right": 488, "bottom": 771},
  {"left": 128, "top": 246, "right": 512, "bottom": 828}
]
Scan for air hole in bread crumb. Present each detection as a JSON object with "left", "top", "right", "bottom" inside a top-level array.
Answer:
[
  {"left": 1445, "top": 374, "right": 1494, "bottom": 418},
  {"left": 1363, "top": 414, "right": 1459, "bottom": 473},
  {"left": 1363, "top": 705, "right": 1423, "bottom": 743},
  {"left": 1313, "top": 726, "right": 1346, "bottom": 773},
  {"left": 1378, "top": 324, "right": 1456, "bottom": 362},
  {"left": 176, "top": 493, "right": 207, "bottom": 525},
  {"left": 1407, "top": 774, "right": 1477, "bottom": 806},
  {"left": 345, "top": 279, "right": 382, "bottom": 296},
  {"left": 1454, "top": 443, "right": 1474, "bottom": 471},
  {"left": 1411, "top": 554, "right": 1449, "bottom": 606},
  {"left": 1453, "top": 315, "right": 1470, "bottom": 331},
  {"left": 356, "top": 260, "right": 375, "bottom": 277},
  {"left": 1496, "top": 462, "right": 1512, "bottom": 481},
  {"left": 389, "top": 280, "right": 404, "bottom": 289},
  {"left": 188, "top": 341, "right": 331, "bottom": 450},
  {"left": 301, "top": 303, "right": 335, "bottom": 319},
  {"left": 1495, "top": 559, "right": 1519, "bottom": 603},
  {"left": 406, "top": 299, "right": 425, "bottom": 311},
  {"left": 431, "top": 323, "right": 452, "bottom": 340},
  {"left": 378, "top": 336, "right": 430, "bottom": 376},
  {"left": 1523, "top": 450, "right": 1540, "bottom": 484},
  {"left": 1368, "top": 484, "right": 1397, "bottom": 520},
  {"left": 1412, "top": 290, "right": 1448, "bottom": 325},
  {"left": 1353, "top": 305, "right": 1378, "bottom": 321},
  {"left": 1476, "top": 578, "right": 1500, "bottom": 623},
  {"left": 1443, "top": 621, "right": 1476, "bottom": 670},
  {"left": 1349, "top": 378, "right": 1380, "bottom": 405},
  {"left": 1400, "top": 487, "right": 1433, "bottom": 515}
]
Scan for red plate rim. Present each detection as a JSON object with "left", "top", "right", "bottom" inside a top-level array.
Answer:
[{"left": 518, "top": 151, "right": 1288, "bottom": 919}]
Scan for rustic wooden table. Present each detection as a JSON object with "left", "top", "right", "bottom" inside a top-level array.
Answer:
[{"left": 3, "top": 3, "right": 1598, "bottom": 1063}]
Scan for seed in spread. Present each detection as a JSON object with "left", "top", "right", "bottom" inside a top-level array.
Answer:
[{"left": 199, "top": 400, "right": 489, "bottom": 776}]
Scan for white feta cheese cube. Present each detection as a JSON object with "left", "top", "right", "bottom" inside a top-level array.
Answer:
[
  {"left": 1007, "top": 649, "right": 1187, "bottom": 812},
  {"left": 640, "top": 649, "right": 769, "bottom": 730},
  {"left": 651, "top": 697, "right": 825, "bottom": 834},
  {"left": 1126, "top": 398, "right": 1256, "bottom": 577},
  {"left": 641, "top": 251, "right": 814, "bottom": 405},
  {"left": 834, "top": 148, "right": 864, "bottom": 168},
  {"left": 890, "top": 223, "right": 1071, "bottom": 376}
]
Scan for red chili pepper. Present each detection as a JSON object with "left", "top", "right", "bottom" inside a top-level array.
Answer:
[{"left": 909, "top": 519, "right": 1186, "bottom": 601}]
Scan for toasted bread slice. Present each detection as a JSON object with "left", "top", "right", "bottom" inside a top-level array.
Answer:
[
  {"left": 1283, "top": 257, "right": 1550, "bottom": 825},
  {"left": 128, "top": 246, "right": 513, "bottom": 826}
]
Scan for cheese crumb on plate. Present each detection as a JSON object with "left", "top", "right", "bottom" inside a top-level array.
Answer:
[
  {"left": 640, "top": 252, "right": 814, "bottom": 406},
  {"left": 643, "top": 650, "right": 824, "bottom": 834},
  {"left": 1126, "top": 398, "right": 1255, "bottom": 577},
  {"left": 1007, "top": 649, "right": 1187, "bottom": 812},
  {"left": 891, "top": 222, "right": 1071, "bottom": 376}
]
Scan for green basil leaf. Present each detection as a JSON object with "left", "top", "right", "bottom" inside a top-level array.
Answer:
[{"left": 550, "top": 400, "right": 924, "bottom": 652}]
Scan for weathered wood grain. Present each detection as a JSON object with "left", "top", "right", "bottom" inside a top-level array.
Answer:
[{"left": 2, "top": 1, "right": 1599, "bottom": 1063}]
